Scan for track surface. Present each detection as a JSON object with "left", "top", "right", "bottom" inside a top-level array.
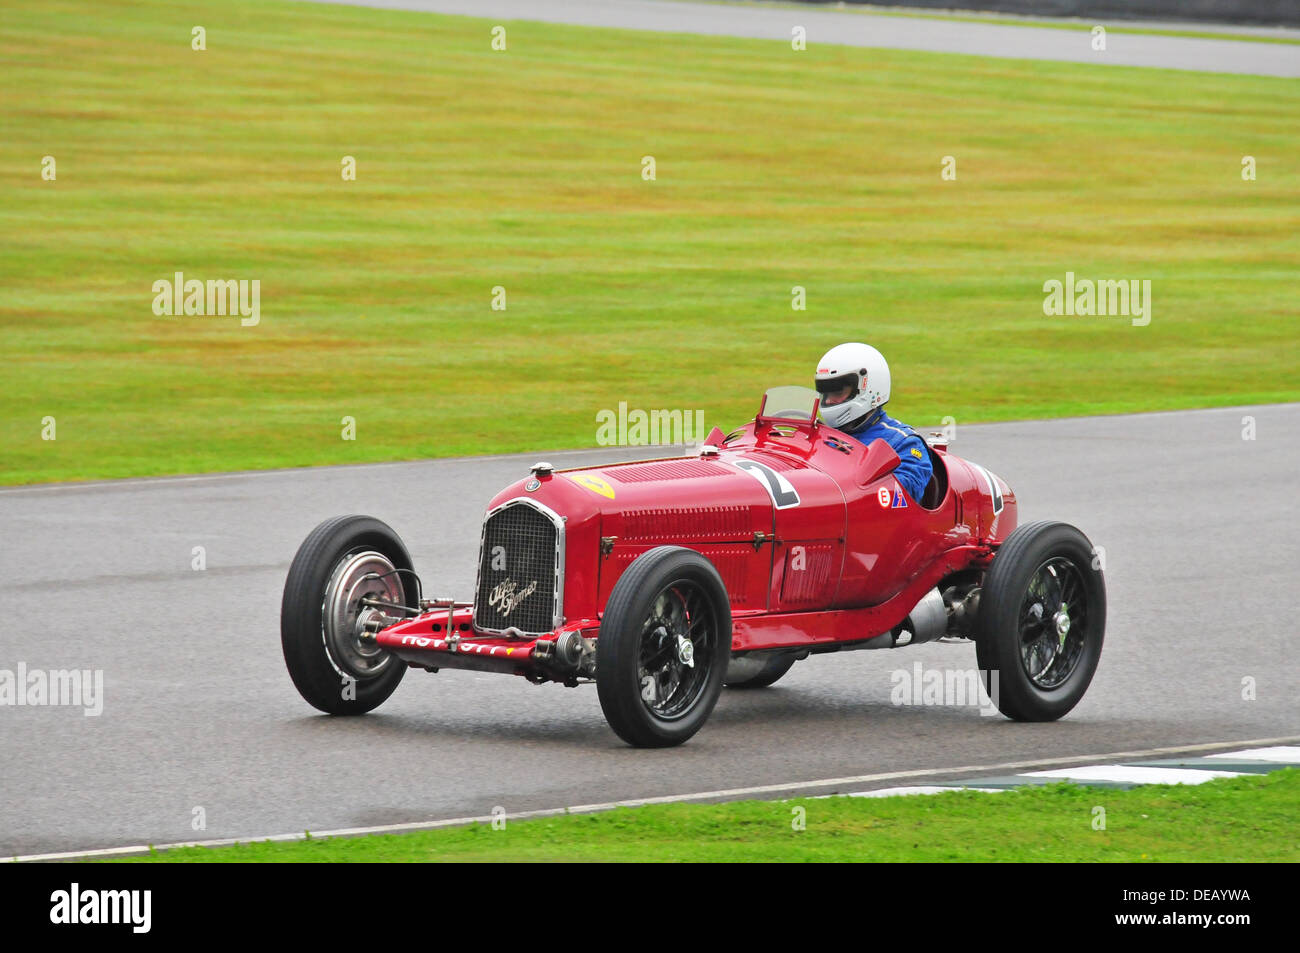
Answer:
[
  {"left": 293, "top": 0, "right": 1300, "bottom": 77},
  {"left": 2, "top": 404, "right": 1296, "bottom": 855}
]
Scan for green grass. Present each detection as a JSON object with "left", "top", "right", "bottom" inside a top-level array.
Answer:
[
  {"left": 115, "top": 769, "right": 1300, "bottom": 862},
  {"left": 2, "top": 0, "right": 1297, "bottom": 485}
]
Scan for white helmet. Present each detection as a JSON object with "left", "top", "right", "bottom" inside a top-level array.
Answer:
[{"left": 814, "top": 343, "right": 891, "bottom": 432}]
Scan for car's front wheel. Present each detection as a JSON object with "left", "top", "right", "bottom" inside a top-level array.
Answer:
[
  {"left": 596, "top": 546, "right": 731, "bottom": 747},
  {"left": 281, "top": 515, "right": 415, "bottom": 715}
]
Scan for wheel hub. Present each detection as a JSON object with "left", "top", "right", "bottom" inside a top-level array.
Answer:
[
  {"left": 676, "top": 634, "right": 695, "bottom": 668},
  {"left": 323, "top": 550, "right": 403, "bottom": 680},
  {"left": 1053, "top": 604, "right": 1071, "bottom": 644}
]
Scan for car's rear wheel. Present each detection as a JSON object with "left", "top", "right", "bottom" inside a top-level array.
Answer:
[
  {"left": 724, "top": 653, "right": 796, "bottom": 689},
  {"left": 976, "top": 521, "right": 1105, "bottom": 721},
  {"left": 281, "top": 515, "right": 415, "bottom": 715},
  {"left": 596, "top": 546, "right": 731, "bottom": 747}
]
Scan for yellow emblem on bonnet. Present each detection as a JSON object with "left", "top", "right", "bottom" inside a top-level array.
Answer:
[{"left": 566, "top": 472, "right": 615, "bottom": 499}]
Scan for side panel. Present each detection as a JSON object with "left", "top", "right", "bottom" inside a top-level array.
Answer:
[
  {"left": 835, "top": 469, "right": 969, "bottom": 607},
  {"left": 763, "top": 460, "right": 847, "bottom": 612},
  {"left": 599, "top": 541, "right": 772, "bottom": 612},
  {"left": 592, "top": 466, "right": 776, "bottom": 613},
  {"left": 731, "top": 544, "right": 993, "bottom": 651}
]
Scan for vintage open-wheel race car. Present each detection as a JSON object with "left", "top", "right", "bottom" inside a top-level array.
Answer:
[{"left": 281, "top": 386, "right": 1106, "bottom": 747}]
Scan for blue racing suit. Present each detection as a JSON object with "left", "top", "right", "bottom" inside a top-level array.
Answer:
[{"left": 843, "top": 410, "right": 933, "bottom": 503}]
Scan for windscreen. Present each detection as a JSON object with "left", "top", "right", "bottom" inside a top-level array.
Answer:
[{"left": 760, "top": 386, "right": 821, "bottom": 423}]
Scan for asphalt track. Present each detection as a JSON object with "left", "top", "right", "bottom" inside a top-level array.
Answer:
[
  {"left": 2, "top": 404, "right": 1297, "bottom": 856},
  {"left": 292, "top": 0, "right": 1300, "bottom": 77}
]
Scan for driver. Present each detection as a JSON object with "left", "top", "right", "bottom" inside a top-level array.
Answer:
[{"left": 814, "top": 342, "right": 933, "bottom": 503}]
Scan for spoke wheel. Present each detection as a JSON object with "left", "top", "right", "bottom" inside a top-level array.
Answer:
[
  {"left": 976, "top": 521, "right": 1106, "bottom": 722},
  {"left": 635, "top": 582, "right": 717, "bottom": 719},
  {"left": 1017, "top": 557, "right": 1088, "bottom": 690},
  {"left": 597, "top": 547, "right": 731, "bottom": 747}
]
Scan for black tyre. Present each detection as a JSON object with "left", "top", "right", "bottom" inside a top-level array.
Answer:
[
  {"left": 724, "top": 653, "right": 796, "bottom": 689},
  {"left": 976, "top": 521, "right": 1106, "bottom": 721},
  {"left": 596, "top": 546, "right": 732, "bottom": 747},
  {"left": 281, "top": 515, "right": 415, "bottom": 715}
]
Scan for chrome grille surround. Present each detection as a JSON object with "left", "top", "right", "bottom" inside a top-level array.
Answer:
[{"left": 473, "top": 497, "right": 565, "bottom": 636}]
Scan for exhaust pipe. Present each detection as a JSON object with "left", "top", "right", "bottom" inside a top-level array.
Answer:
[{"left": 894, "top": 587, "right": 948, "bottom": 646}]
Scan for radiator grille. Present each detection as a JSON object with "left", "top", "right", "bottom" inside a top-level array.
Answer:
[{"left": 474, "top": 500, "right": 561, "bottom": 635}]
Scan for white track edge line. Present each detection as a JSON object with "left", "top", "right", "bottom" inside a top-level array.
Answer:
[{"left": 7, "top": 733, "right": 1298, "bottom": 863}]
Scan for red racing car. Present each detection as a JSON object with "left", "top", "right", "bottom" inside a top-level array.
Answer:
[{"left": 281, "top": 386, "right": 1106, "bottom": 747}]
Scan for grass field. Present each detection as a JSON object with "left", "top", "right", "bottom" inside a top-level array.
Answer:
[
  {"left": 2, "top": 0, "right": 1297, "bottom": 485},
  {"left": 113, "top": 769, "right": 1299, "bottom": 862}
]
